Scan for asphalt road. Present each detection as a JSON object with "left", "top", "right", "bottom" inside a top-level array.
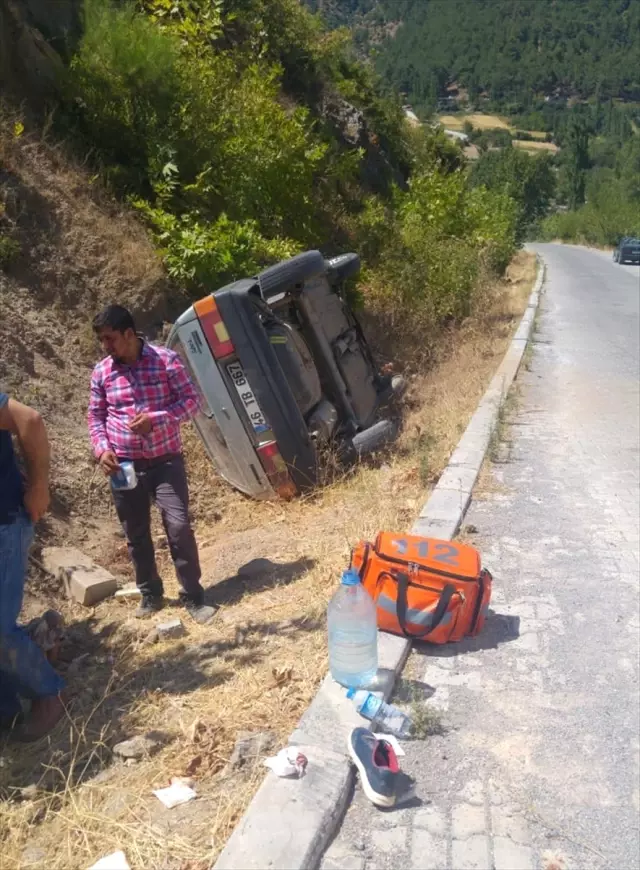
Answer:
[{"left": 321, "top": 244, "right": 640, "bottom": 870}]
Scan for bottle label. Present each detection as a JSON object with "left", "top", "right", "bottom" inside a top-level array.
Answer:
[{"left": 359, "top": 693, "right": 382, "bottom": 720}]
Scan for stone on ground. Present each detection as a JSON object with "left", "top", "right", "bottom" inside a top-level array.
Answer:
[{"left": 42, "top": 547, "right": 118, "bottom": 606}]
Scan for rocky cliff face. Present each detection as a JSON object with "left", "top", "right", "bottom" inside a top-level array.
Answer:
[{"left": 0, "top": 0, "right": 81, "bottom": 105}]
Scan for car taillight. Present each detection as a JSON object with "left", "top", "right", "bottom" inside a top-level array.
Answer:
[
  {"left": 194, "top": 296, "right": 234, "bottom": 359},
  {"left": 257, "top": 441, "right": 298, "bottom": 500}
]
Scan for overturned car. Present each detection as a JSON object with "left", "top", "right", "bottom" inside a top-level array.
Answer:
[{"left": 168, "top": 250, "right": 403, "bottom": 499}]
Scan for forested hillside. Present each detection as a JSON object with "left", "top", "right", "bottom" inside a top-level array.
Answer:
[{"left": 311, "top": 0, "right": 640, "bottom": 111}]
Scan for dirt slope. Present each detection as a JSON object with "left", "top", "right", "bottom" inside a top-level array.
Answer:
[{"left": 0, "top": 114, "right": 188, "bottom": 546}]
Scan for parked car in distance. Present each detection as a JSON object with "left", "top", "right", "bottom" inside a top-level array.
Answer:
[
  {"left": 168, "top": 251, "right": 404, "bottom": 500},
  {"left": 613, "top": 237, "right": 640, "bottom": 264}
]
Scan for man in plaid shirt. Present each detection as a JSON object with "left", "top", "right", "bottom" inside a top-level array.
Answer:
[{"left": 88, "top": 304, "right": 215, "bottom": 623}]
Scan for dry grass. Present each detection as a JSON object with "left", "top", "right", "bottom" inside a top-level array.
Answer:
[
  {"left": 525, "top": 130, "right": 550, "bottom": 140},
  {"left": 0, "top": 250, "right": 537, "bottom": 869},
  {"left": 513, "top": 139, "right": 559, "bottom": 153},
  {"left": 438, "top": 113, "right": 511, "bottom": 131}
]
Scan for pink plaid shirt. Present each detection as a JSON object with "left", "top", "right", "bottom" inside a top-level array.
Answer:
[{"left": 88, "top": 341, "right": 200, "bottom": 460}]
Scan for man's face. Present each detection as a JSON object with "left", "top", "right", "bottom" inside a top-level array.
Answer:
[{"left": 96, "top": 326, "right": 133, "bottom": 361}]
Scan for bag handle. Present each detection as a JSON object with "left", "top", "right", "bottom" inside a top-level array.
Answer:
[{"left": 394, "top": 571, "right": 457, "bottom": 639}]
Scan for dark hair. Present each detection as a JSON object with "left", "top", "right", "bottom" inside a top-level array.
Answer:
[{"left": 92, "top": 304, "right": 136, "bottom": 334}]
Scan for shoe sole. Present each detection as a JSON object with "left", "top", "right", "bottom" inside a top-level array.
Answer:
[{"left": 346, "top": 733, "right": 396, "bottom": 808}]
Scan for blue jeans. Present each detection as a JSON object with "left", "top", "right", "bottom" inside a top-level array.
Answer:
[{"left": 0, "top": 514, "right": 65, "bottom": 718}]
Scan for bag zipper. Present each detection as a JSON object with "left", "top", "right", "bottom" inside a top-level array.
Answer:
[
  {"left": 376, "top": 546, "right": 480, "bottom": 584},
  {"left": 378, "top": 568, "right": 465, "bottom": 603}
]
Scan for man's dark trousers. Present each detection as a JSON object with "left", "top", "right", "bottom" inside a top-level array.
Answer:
[{"left": 112, "top": 453, "right": 204, "bottom": 604}]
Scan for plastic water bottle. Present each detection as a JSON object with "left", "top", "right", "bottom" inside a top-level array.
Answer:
[
  {"left": 346, "top": 689, "right": 412, "bottom": 738},
  {"left": 327, "top": 568, "right": 378, "bottom": 688},
  {"left": 110, "top": 460, "right": 138, "bottom": 491}
]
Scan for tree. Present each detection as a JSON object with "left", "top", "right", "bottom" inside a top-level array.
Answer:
[
  {"left": 470, "top": 148, "right": 556, "bottom": 238},
  {"left": 564, "top": 116, "right": 590, "bottom": 210}
]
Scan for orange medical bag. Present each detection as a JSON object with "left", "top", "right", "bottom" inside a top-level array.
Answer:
[{"left": 350, "top": 532, "right": 492, "bottom": 643}]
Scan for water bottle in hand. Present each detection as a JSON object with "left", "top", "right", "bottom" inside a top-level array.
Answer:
[{"left": 328, "top": 568, "right": 378, "bottom": 688}]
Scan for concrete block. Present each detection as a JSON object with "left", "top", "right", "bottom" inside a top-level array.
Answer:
[
  {"left": 42, "top": 547, "right": 118, "bottom": 606},
  {"left": 410, "top": 829, "right": 447, "bottom": 869},
  {"left": 410, "top": 515, "right": 461, "bottom": 541},
  {"left": 370, "top": 828, "right": 409, "bottom": 853},
  {"left": 419, "top": 486, "right": 471, "bottom": 523},
  {"left": 214, "top": 744, "right": 352, "bottom": 870},
  {"left": 493, "top": 838, "right": 534, "bottom": 870},
  {"left": 435, "top": 463, "right": 480, "bottom": 496},
  {"left": 413, "top": 806, "right": 447, "bottom": 836},
  {"left": 451, "top": 835, "right": 490, "bottom": 869},
  {"left": 157, "top": 619, "right": 186, "bottom": 640},
  {"left": 491, "top": 807, "right": 530, "bottom": 844},
  {"left": 451, "top": 804, "right": 486, "bottom": 839},
  {"left": 290, "top": 672, "right": 375, "bottom": 748}
]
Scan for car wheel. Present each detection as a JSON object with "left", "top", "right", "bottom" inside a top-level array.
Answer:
[
  {"left": 257, "top": 250, "right": 325, "bottom": 300},
  {"left": 351, "top": 419, "right": 397, "bottom": 457}
]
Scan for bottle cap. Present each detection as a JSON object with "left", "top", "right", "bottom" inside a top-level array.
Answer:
[
  {"left": 346, "top": 688, "right": 355, "bottom": 699},
  {"left": 340, "top": 568, "right": 360, "bottom": 586}
]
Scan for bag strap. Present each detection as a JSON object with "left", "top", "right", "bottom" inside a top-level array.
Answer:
[
  {"left": 469, "top": 568, "right": 492, "bottom": 633},
  {"left": 394, "top": 571, "right": 457, "bottom": 639}
]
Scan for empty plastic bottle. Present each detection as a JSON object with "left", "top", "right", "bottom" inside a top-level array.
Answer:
[
  {"left": 328, "top": 568, "right": 378, "bottom": 688},
  {"left": 346, "top": 689, "right": 412, "bottom": 738}
]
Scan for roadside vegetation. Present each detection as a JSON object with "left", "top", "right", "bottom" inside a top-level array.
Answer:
[
  {"left": 323, "top": 0, "right": 640, "bottom": 247},
  {"left": 49, "top": 0, "right": 521, "bottom": 345}
]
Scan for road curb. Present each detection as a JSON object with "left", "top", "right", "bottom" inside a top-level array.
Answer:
[{"left": 213, "top": 256, "right": 545, "bottom": 870}]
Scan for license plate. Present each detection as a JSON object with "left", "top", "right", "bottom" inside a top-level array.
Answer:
[{"left": 226, "top": 362, "right": 268, "bottom": 432}]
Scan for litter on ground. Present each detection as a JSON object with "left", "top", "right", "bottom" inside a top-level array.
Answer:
[
  {"left": 263, "top": 746, "right": 308, "bottom": 778},
  {"left": 153, "top": 779, "right": 197, "bottom": 809},
  {"left": 86, "top": 851, "right": 130, "bottom": 870}
]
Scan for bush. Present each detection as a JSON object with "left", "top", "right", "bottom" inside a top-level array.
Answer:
[
  {"left": 62, "top": 1, "right": 521, "bottom": 344},
  {"left": 0, "top": 234, "right": 20, "bottom": 267},
  {"left": 132, "top": 201, "right": 300, "bottom": 291}
]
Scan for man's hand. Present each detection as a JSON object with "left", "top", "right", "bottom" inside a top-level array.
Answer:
[
  {"left": 129, "top": 413, "right": 153, "bottom": 436},
  {"left": 23, "top": 482, "right": 50, "bottom": 523},
  {"left": 99, "top": 449, "right": 121, "bottom": 477}
]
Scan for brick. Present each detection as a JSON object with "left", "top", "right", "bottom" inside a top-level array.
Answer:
[
  {"left": 413, "top": 806, "right": 447, "bottom": 836},
  {"left": 491, "top": 808, "right": 530, "bottom": 844},
  {"left": 42, "top": 547, "right": 118, "bottom": 606},
  {"left": 452, "top": 804, "right": 486, "bottom": 839},
  {"left": 370, "top": 827, "right": 408, "bottom": 854},
  {"left": 451, "top": 836, "right": 490, "bottom": 870},
  {"left": 493, "top": 837, "right": 534, "bottom": 870},
  {"left": 410, "top": 829, "right": 447, "bottom": 869}
]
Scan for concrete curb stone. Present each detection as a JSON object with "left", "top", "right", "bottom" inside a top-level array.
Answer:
[{"left": 213, "top": 257, "right": 545, "bottom": 870}]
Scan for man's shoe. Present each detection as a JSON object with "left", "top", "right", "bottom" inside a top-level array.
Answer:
[
  {"left": 15, "top": 692, "right": 68, "bottom": 743},
  {"left": 184, "top": 601, "right": 217, "bottom": 625},
  {"left": 135, "top": 595, "right": 164, "bottom": 619},
  {"left": 347, "top": 727, "right": 399, "bottom": 808}
]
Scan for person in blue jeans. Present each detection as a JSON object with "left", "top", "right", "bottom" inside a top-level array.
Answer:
[{"left": 0, "top": 390, "right": 66, "bottom": 741}]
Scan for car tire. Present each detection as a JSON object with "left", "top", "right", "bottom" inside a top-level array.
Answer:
[
  {"left": 257, "top": 251, "right": 325, "bottom": 300},
  {"left": 351, "top": 419, "right": 397, "bottom": 457}
]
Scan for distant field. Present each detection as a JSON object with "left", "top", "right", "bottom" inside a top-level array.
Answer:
[
  {"left": 438, "top": 113, "right": 559, "bottom": 152},
  {"left": 513, "top": 139, "right": 559, "bottom": 153},
  {"left": 438, "top": 113, "right": 511, "bottom": 131}
]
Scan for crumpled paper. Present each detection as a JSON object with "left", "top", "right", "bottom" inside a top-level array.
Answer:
[
  {"left": 153, "top": 777, "right": 197, "bottom": 809},
  {"left": 87, "top": 851, "right": 130, "bottom": 870},
  {"left": 263, "top": 746, "right": 308, "bottom": 778}
]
